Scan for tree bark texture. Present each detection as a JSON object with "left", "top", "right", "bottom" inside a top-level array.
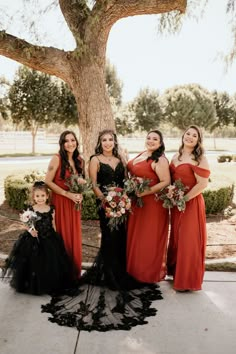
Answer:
[{"left": 0, "top": 0, "right": 187, "bottom": 161}]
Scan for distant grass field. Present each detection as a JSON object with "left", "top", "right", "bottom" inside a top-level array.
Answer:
[{"left": 0, "top": 134, "right": 236, "bottom": 156}]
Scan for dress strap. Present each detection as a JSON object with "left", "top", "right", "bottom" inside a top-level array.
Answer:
[{"left": 191, "top": 165, "right": 210, "bottom": 178}]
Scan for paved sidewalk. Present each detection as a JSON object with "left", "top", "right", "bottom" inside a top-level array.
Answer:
[{"left": 0, "top": 271, "right": 236, "bottom": 354}]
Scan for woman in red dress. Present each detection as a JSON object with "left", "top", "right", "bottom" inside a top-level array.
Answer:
[
  {"left": 167, "top": 125, "right": 210, "bottom": 291},
  {"left": 127, "top": 130, "right": 171, "bottom": 283},
  {"left": 45, "top": 130, "right": 84, "bottom": 279}
]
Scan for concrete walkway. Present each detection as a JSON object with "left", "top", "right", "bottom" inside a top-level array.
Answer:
[{"left": 0, "top": 271, "right": 236, "bottom": 354}]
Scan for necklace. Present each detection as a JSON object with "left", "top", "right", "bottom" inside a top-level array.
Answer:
[{"left": 102, "top": 153, "right": 113, "bottom": 162}]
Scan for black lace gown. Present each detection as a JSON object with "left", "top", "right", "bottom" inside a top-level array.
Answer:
[
  {"left": 2, "top": 206, "right": 71, "bottom": 295},
  {"left": 42, "top": 162, "right": 163, "bottom": 331}
]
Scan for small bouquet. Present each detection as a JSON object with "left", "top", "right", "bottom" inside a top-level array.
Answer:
[
  {"left": 157, "top": 179, "right": 189, "bottom": 212},
  {"left": 124, "top": 176, "right": 151, "bottom": 207},
  {"left": 65, "top": 173, "right": 93, "bottom": 210},
  {"left": 20, "top": 209, "right": 41, "bottom": 241},
  {"left": 102, "top": 186, "right": 132, "bottom": 231}
]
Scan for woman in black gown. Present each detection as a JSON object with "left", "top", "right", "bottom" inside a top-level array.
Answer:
[{"left": 42, "top": 129, "right": 163, "bottom": 331}]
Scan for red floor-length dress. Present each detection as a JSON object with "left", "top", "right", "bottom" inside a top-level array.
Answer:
[
  {"left": 167, "top": 163, "right": 210, "bottom": 291},
  {"left": 51, "top": 155, "right": 82, "bottom": 279},
  {"left": 127, "top": 156, "right": 169, "bottom": 283}
]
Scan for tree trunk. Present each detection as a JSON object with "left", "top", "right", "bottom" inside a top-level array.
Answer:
[
  {"left": 32, "top": 132, "right": 36, "bottom": 154},
  {"left": 71, "top": 63, "right": 115, "bottom": 165},
  {"left": 213, "top": 131, "right": 216, "bottom": 150},
  {"left": 31, "top": 125, "right": 38, "bottom": 154}
]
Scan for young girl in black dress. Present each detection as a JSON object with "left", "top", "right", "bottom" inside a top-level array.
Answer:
[{"left": 2, "top": 181, "right": 71, "bottom": 295}]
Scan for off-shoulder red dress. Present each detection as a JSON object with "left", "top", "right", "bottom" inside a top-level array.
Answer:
[
  {"left": 51, "top": 154, "right": 82, "bottom": 279},
  {"left": 127, "top": 157, "right": 169, "bottom": 283},
  {"left": 167, "top": 163, "right": 210, "bottom": 291}
]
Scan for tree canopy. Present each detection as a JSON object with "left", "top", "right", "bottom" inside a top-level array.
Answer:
[
  {"left": 211, "top": 90, "right": 236, "bottom": 131},
  {"left": 161, "top": 83, "right": 216, "bottom": 130},
  {"left": 132, "top": 88, "right": 162, "bottom": 132},
  {"left": 0, "top": 0, "right": 187, "bottom": 160},
  {"left": 8, "top": 66, "right": 62, "bottom": 153}
]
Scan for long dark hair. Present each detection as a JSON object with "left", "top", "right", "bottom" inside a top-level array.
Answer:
[
  {"left": 58, "top": 130, "right": 83, "bottom": 179},
  {"left": 92, "top": 129, "right": 120, "bottom": 159},
  {"left": 146, "top": 129, "right": 165, "bottom": 162},
  {"left": 178, "top": 125, "right": 204, "bottom": 165}
]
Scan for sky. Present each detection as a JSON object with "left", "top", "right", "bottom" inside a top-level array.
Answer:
[{"left": 0, "top": 0, "right": 236, "bottom": 102}]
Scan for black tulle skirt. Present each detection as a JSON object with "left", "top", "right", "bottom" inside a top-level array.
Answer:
[
  {"left": 2, "top": 230, "right": 72, "bottom": 295},
  {"left": 41, "top": 208, "right": 163, "bottom": 332}
]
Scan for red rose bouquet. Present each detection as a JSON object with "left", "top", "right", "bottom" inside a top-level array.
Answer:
[
  {"left": 157, "top": 179, "right": 189, "bottom": 212},
  {"left": 65, "top": 173, "right": 92, "bottom": 210},
  {"left": 102, "top": 186, "right": 132, "bottom": 231},
  {"left": 124, "top": 176, "right": 151, "bottom": 207}
]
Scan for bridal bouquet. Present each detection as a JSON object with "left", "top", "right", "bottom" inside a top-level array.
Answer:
[
  {"left": 20, "top": 209, "right": 41, "bottom": 241},
  {"left": 157, "top": 179, "right": 189, "bottom": 212},
  {"left": 124, "top": 176, "right": 151, "bottom": 207},
  {"left": 65, "top": 173, "right": 93, "bottom": 210},
  {"left": 102, "top": 186, "right": 132, "bottom": 231}
]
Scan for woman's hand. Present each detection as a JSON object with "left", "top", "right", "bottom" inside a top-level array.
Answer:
[
  {"left": 136, "top": 190, "right": 149, "bottom": 198},
  {"left": 28, "top": 227, "right": 38, "bottom": 238},
  {"left": 68, "top": 192, "right": 83, "bottom": 204}
]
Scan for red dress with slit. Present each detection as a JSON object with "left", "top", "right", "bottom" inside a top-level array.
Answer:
[
  {"left": 127, "top": 156, "right": 169, "bottom": 283},
  {"left": 167, "top": 163, "right": 210, "bottom": 291},
  {"left": 51, "top": 154, "right": 82, "bottom": 279}
]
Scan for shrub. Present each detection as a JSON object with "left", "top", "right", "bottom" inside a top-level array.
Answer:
[
  {"left": 4, "top": 176, "right": 30, "bottom": 210},
  {"left": 81, "top": 191, "right": 98, "bottom": 220},
  {"left": 203, "top": 184, "right": 234, "bottom": 214},
  {"left": 23, "top": 170, "right": 46, "bottom": 183},
  {"left": 217, "top": 155, "right": 233, "bottom": 163}
]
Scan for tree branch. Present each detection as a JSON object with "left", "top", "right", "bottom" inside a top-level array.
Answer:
[
  {"left": 59, "top": 0, "right": 91, "bottom": 42},
  {"left": 93, "top": 0, "right": 187, "bottom": 29},
  {"left": 0, "top": 31, "right": 72, "bottom": 82}
]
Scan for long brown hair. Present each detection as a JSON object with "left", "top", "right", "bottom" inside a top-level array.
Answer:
[
  {"left": 58, "top": 130, "right": 83, "bottom": 179},
  {"left": 178, "top": 125, "right": 204, "bottom": 165},
  {"left": 92, "top": 129, "right": 120, "bottom": 158}
]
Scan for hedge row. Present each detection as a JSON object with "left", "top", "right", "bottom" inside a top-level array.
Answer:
[
  {"left": 4, "top": 173, "right": 235, "bottom": 218},
  {"left": 217, "top": 154, "right": 236, "bottom": 163}
]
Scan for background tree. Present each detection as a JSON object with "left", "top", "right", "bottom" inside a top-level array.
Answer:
[
  {"left": 105, "top": 60, "right": 123, "bottom": 107},
  {"left": 57, "top": 81, "right": 78, "bottom": 127},
  {"left": 8, "top": 66, "right": 62, "bottom": 153},
  {"left": 211, "top": 90, "right": 236, "bottom": 130},
  {"left": 0, "top": 77, "right": 10, "bottom": 121},
  {"left": 0, "top": 96, "right": 8, "bottom": 121},
  {"left": 161, "top": 83, "right": 216, "bottom": 131},
  {"left": 232, "top": 94, "right": 236, "bottom": 127},
  {"left": 0, "top": 0, "right": 187, "bottom": 161},
  {"left": 112, "top": 101, "right": 135, "bottom": 136},
  {"left": 132, "top": 88, "right": 162, "bottom": 132}
]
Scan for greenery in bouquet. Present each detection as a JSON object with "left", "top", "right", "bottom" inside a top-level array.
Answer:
[
  {"left": 101, "top": 186, "right": 132, "bottom": 231},
  {"left": 65, "top": 173, "right": 93, "bottom": 210},
  {"left": 124, "top": 176, "right": 151, "bottom": 207},
  {"left": 157, "top": 179, "right": 189, "bottom": 212}
]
